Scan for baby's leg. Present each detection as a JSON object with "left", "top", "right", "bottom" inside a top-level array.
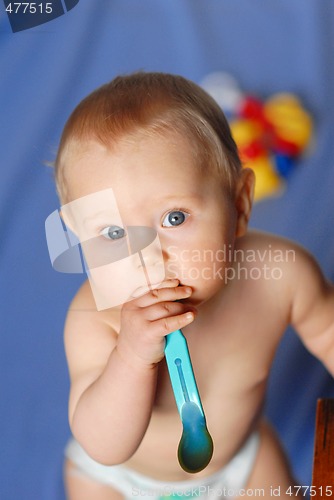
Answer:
[
  {"left": 64, "top": 459, "right": 124, "bottom": 500},
  {"left": 242, "top": 420, "right": 301, "bottom": 500}
]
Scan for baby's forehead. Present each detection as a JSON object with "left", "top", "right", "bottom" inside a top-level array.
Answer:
[
  {"left": 63, "top": 131, "right": 198, "bottom": 179},
  {"left": 64, "top": 127, "right": 199, "bottom": 164},
  {"left": 59, "top": 130, "right": 231, "bottom": 217},
  {"left": 62, "top": 139, "right": 111, "bottom": 166}
]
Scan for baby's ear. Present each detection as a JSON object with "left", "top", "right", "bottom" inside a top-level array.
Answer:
[{"left": 234, "top": 168, "right": 255, "bottom": 238}]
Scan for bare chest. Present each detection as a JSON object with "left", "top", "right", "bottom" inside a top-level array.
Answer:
[{"left": 126, "top": 306, "right": 286, "bottom": 479}]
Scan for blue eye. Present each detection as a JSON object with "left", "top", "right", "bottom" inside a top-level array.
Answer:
[
  {"left": 162, "top": 210, "right": 188, "bottom": 227},
  {"left": 100, "top": 225, "right": 126, "bottom": 240}
]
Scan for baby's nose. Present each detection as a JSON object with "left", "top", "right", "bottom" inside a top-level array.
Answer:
[{"left": 137, "top": 247, "right": 163, "bottom": 269}]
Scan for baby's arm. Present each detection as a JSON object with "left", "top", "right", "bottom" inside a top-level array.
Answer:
[
  {"left": 65, "top": 279, "right": 195, "bottom": 465},
  {"left": 286, "top": 244, "right": 334, "bottom": 374}
]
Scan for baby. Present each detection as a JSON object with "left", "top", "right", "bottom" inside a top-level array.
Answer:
[{"left": 53, "top": 72, "right": 334, "bottom": 499}]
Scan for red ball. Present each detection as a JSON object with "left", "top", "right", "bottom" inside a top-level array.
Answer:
[
  {"left": 239, "top": 96, "right": 265, "bottom": 121},
  {"left": 240, "top": 139, "right": 266, "bottom": 160}
]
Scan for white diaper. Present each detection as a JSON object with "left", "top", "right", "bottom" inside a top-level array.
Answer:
[{"left": 65, "top": 431, "right": 260, "bottom": 499}]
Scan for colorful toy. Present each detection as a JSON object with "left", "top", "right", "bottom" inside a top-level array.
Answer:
[
  {"left": 165, "top": 329, "right": 213, "bottom": 473},
  {"left": 201, "top": 73, "right": 313, "bottom": 202}
]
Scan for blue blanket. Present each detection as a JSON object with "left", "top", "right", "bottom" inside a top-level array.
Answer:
[{"left": 1, "top": 1, "right": 333, "bottom": 498}]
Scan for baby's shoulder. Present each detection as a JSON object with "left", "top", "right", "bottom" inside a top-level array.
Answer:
[
  {"left": 236, "top": 230, "right": 322, "bottom": 289},
  {"left": 67, "top": 279, "right": 121, "bottom": 331},
  {"left": 237, "top": 229, "right": 298, "bottom": 255},
  {"left": 236, "top": 229, "right": 310, "bottom": 270},
  {"left": 225, "top": 230, "right": 315, "bottom": 319}
]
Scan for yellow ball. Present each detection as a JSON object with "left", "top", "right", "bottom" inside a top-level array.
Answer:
[
  {"left": 230, "top": 119, "right": 262, "bottom": 148},
  {"left": 264, "top": 93, "right": 312, "bottom": 150},
  {"left": 250, "top": 156, "right": 283, "bottom": 202}
]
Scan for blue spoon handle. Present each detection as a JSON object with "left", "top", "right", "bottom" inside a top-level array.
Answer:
[
  {"left": 165, "top": 329, "right": 214, "bottom": 473},
  {"left": 164, "top": 329, "right": 204, "bottom": 416}
]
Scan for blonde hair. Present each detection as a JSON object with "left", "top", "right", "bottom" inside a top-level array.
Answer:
[{"left": 55, "top": 72, "right": 242, "bottom": 202}]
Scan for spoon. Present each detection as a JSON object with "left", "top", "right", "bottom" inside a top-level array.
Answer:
[{"left": 165, "top": 329, "right": 213, "bottom": 473}]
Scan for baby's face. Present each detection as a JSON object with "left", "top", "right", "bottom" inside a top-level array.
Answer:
[{"left": 63, "top": 132, "right": 239, "bottom": 307}]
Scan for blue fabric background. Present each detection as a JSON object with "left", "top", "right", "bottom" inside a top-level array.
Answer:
[{"left": 1, "top": 1, "right": 334, "bottom": 498}]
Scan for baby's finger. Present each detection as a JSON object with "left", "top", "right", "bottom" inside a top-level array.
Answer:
[
  {"left": 150, "top": 311, "right": 195, "bottom": 337},
  {"left": 130, "top": 279, "right": 179, "bottom": 299},
  {"left": 135, "top": 285, "right": 192, "bottom": 308},
  {"left": 144, "top": 301, "right": 197, "bottom": 322},
  {"left": 154, "top": 279, "right": 180, "bottom": 290}
]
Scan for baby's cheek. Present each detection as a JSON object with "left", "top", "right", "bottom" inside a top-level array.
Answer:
[
  {"left": 178, "top": 260, "right": 227, "bottom": 288},
  {"left": 164, "top": 236, "right": 231, "bottom": 292},
  {"left": 87, "top": 255, "right": 153, "bottom": 310}
]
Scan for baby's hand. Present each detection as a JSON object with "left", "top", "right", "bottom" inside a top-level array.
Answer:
[{"left": 117, "top": 279, "right": 196, "bottom": 367}]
